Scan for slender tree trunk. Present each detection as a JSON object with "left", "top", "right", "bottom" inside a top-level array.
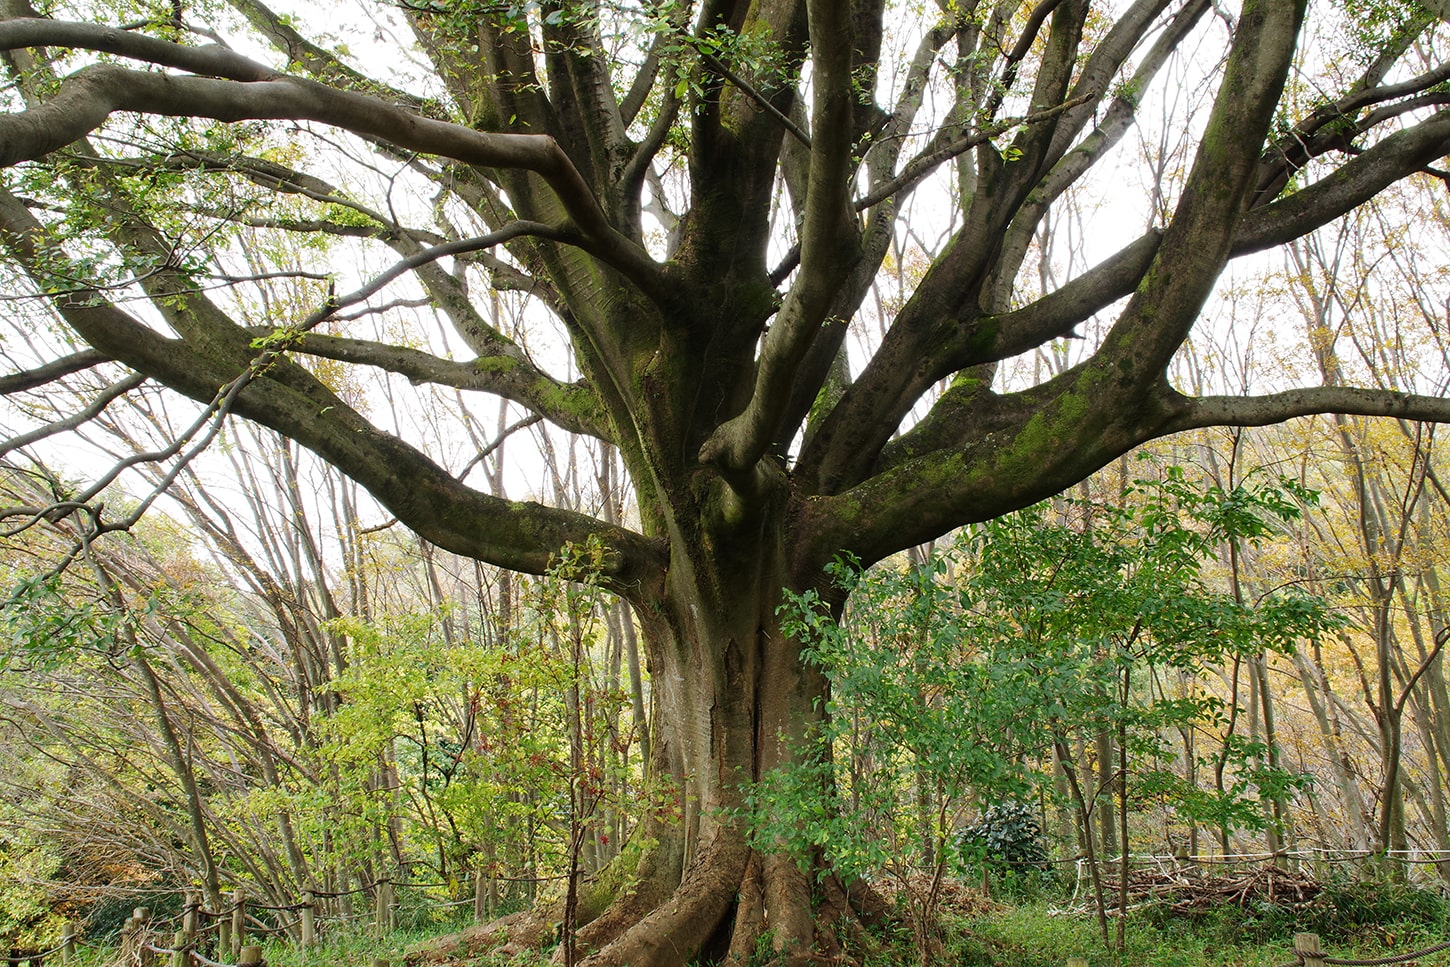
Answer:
[
  {"left": 1054, "top": 735, "right": 1110, "bottom": 949},
  {"left": 133, "top": 655, "right": 224, "bottom": 910},
  {"left": 1292, "top": 648, "right": 1373, "bottom": 851}
]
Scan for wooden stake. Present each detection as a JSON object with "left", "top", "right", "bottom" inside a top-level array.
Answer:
[
  {"left": 230, "top": 890, "right": 245, "bottom": 958},
  {"left": 171, "top": 930, "right": 188, "bottom": 967},
  {"left": 1295, "top": 933, "right": 1326, "bottom": 967},
  {"left": 300, "top": 890, "right": 316, "bottom": 948}
]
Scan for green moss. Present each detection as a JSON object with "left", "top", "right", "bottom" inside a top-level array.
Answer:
[
  {"left": 962, "top": 315, "right": 1001, "bottom": 359},
  {"left": 472, "top": 355, "right": 521, "bottom": 374},
  {"left": 574, "top": 836, "right": 654, "bottom": 926},
  {"left": 538, "top": 381, "right": 602, "bottom": 425},
  {"left": 1006, "top": 387, "right": 1091, "bottom": 463}
]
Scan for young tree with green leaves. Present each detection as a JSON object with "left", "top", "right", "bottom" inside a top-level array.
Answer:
[
  {"left": 764, "top": 467, "right": 1337, "bottom": 954},
  {"left": 6, "top": 2, "right": 1450, "bottom": 963}
]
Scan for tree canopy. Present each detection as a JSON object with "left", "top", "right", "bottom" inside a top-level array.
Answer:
[{"left": 5, "top": 1, "right": 1450, "bottom": 965}]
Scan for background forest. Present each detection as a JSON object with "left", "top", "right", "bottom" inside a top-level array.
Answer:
[
  {"left": 4, "top": 0, "right": 1450, "bottom": 963},
  {"left": 4, "top": 177, "right": 1450, "bottom": 954}
]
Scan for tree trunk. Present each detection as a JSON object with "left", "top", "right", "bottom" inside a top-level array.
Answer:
[{"left": 428, "top": 493, "right": 881, "bottom": 967}]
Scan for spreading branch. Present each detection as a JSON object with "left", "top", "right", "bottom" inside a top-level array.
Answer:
[{"left": 0, "top": 20, "right": 663, "bottom": 295}]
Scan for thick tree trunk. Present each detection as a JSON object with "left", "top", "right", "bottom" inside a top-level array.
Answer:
[
  {"left": 578, "top": 527, "right": 844, "bottom": 967},
  {"left": 414, "top": 500, "right": 865, "bottom": 967}
]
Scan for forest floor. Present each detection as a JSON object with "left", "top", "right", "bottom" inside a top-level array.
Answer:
[
  {"left": 60, "top": 870, "right": 1445, "bottom": 967},
  {"left": 219, "top": 868, "right": 1450, "bottom": 967}
]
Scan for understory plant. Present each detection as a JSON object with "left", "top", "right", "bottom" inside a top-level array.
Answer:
[{"left": 751, "top": 464, "right": 1340, "bottom": 961}]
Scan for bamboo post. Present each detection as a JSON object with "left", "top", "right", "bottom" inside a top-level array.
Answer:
[
  {"left": 59, "top": 924, "right": 75, "bottom": 966},
  {"left": 229, "top": 890, "right": 245, "bottom": 959},
  {"left": 1294, "top": 933, "right": 1326, "bottom": 967},
  {"left": 299, "top": 890, "right": 316, "bottom": 949},
  {"left": 238, "top": 946, "right": 264, "bottom": 967}
]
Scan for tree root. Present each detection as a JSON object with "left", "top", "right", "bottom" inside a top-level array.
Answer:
[
  {"left": 576, "top": 832, "right": 748, "bottom": 967},
  {"left": 405, "top": 842, "right": 903, "bottom": 967},
  {"left": 405, "top": 908, "right": 550, "bottom": 966}
]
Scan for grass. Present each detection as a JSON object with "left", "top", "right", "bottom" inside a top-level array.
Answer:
[
  {"left": 950, "top": 877, "right": 1450, "bottom": 967},
  {"left": 258, "top": 924, "right": 453, "bottom": 967}
]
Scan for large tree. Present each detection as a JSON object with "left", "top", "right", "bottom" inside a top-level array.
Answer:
[{"left": 5, "top": 0, "right": 1450, "bottom": 963}]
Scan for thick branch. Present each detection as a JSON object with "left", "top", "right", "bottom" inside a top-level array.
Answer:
[
  {"left": 1254, "top": 22, "right": 1448, "bottom": 203},
  {"left": 986, "top": 0, "right": 1208, "bottom": 306},
  {"left": 0, "top": 186, "right": 662, "bottom": 590},
  {"left": 290, "top": 333, "right": 612, "bottom": 441},
  {"left": 1085, "top": 0, "right": 1305, "bottom": 389},
  {"left": 1048, "top": 0, "right": 1183, "bottom": 160},
  {"left": 0, "top": 18, "right": 278, "bottom": 80},
  {"left": 0, "top": 30, "right": 661, "bottom": 294},
  {"left": 0, "top": 348, "right": 110, "bottom": 393},
  {"left": 225, "top": 0, "right": 434, "bottom": 114},
  {"left": 1166, "top": 387, "right": 1450, "bottom": 432},
  {"left": 696, "top": 0, "right": 857, "bottom": 481},
  {"left": 1234, "top": 107, "right": 1450, "bottom": 253},
  {"left": 945, "top": 231, "right": 1163, "bottom": 370}
]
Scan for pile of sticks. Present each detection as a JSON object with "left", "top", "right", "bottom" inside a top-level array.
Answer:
[{"left": 1099, "top": 863, "right": 1323, "bottom": 913}]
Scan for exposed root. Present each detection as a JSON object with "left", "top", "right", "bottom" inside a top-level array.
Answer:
[
  {"left": 763, "top": 853, "right": 817, "bottom": 966},
  {"left": 577, "top": 832, "right": 748, "bottom": 967},
  {"left": 722, "top": 853, "right": 765, "bottom": 967},
  {"left": 846, "top": 876, "right": 895, "bottom": 929},
  {"left": 569, "top": 851, "right": 681, "bottom": 958},
  {"left": 722, "top": 856, "right": 887, "bottom": 967},
  {"left": 405, "top": 843, "right": 906, "bottom": 967},
  {"left": 407, "top": 828, "right": 684, "bottom": 966},
  {"left": 406, "top": 908, "right": 551, "bottom": 966}
]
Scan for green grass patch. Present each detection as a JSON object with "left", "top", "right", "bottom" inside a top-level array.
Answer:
[{"left": 951, "top": 878, "right": 1450, "bottom": 967}]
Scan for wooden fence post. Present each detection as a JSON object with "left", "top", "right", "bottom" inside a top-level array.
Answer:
[
  {"left": 172, "top": 894, "right": 196, "bottom": 967},
  {"left": 133, "top": 909, "right": 154, "bottom": 967},
  {"left": 120, "top": 913, "right": 135, "bottom": 965},
  {"left": 238, "top": 945, "right": 264, "bottom": 967},
  {"left": 1295, "top": 933, "right": 1326, "bottom": 967},
  {"left": 59, "top": 923, "right": 75, "bottom": 966},
  {"left": 170, "top": 931, "right": 188, "bottom": 967},
  {"left": 216, "top": 899, "right": 229, "bottom": 959},
  {"left": 374, "top": 881, "right": 395, "bottom": 936},
  {"left": 473, "top": 870, "right": 486, "bottom": 923},
  {"left": 1067, "top": 958, "right": 1089, "bottom": 967},
  {"left": 299, "top": 890, "right": 316, "bottom": 949},
  {"left": 229, "top": 890, "right": 245, "bottom": 959},
  {"left": 182, "top": 894, "right": 197, "bottom": 943}
]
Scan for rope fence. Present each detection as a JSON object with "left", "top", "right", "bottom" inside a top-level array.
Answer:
[
  {"left": 1273, "top": 934, "right": 1450, "bottom": 967},
  {"left": 4, "top": 870, "right": 520, "bottom": 967},
  {"left": 1055, "top": 934, "right": 1450, "bottom": 967}
]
